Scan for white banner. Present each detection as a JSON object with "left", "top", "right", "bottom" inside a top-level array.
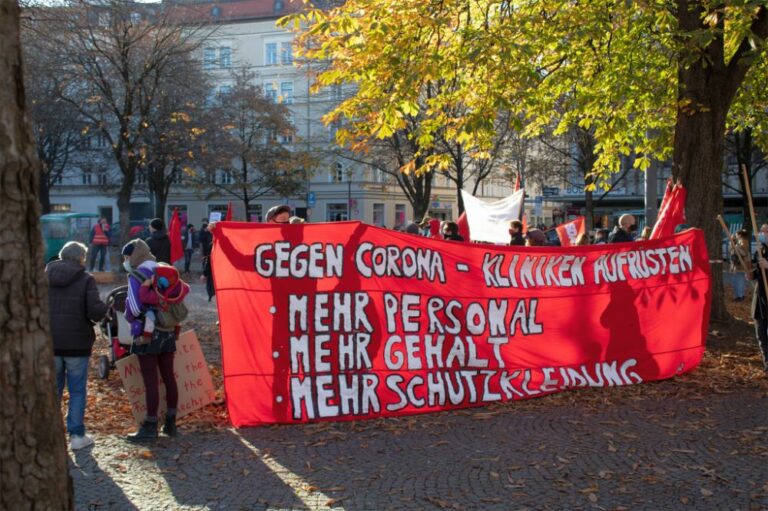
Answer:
[{"left": 461, "top": 189, "right": 524, "bottom": 244}]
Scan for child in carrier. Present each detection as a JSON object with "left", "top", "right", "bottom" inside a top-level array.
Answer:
[{"left": 138, "top": 263, "right": 190, "bottom": 338}]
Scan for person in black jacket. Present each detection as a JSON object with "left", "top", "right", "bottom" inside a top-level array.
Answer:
[
  {"left": 441, "top": 221, "right": 464, "bottom": 241},
  {"left": 508, "top": 220, "right": 525, "bottom": 246},
  {"left": 46, "top": 241, "right": 108, "bottom": 450},
  {"left": 145, "top": 218, "right": 171, "bottom": 264},
  {"left": 748, "top": 242, "right": 768, "bottom": 372},
  {"left": 198, "top": 221, "right": 213, "bottom": 257},
  {"left": 608, "top": 214, "right": 636, "bottom": 243}
]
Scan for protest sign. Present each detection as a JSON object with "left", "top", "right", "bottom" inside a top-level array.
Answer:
[
  {"left": 117, "top": 329, "right": 215, "bottom": 424},
  {"left": 555, "top": 216, "right": 586, "bottom": 246},
  {"left": 211, "top": 222, "right": 711, "bottom": 427}
]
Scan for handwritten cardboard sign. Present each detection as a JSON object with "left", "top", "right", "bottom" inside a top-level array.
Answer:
[{"left": 116, "top": 329, "right": 215, "bottom": 424}]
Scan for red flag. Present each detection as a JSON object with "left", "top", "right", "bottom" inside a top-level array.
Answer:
[
  {"left": 169, "top": 208, "right": 183, "bottom": 263},
  {"left": 456, "top": 212, "right": 470, "bottom": 242},
  {"left": 650, "top": 183, "right": 687, "bottom": 239},
  {"left": 225, "top": 201, "right": 233, "bottom": 221},
  {"left": 514, "top": 172, "right": 522, "bottom": 192},
  {"left": 555, "top": 216, "right": 586, "bottom": 246}
]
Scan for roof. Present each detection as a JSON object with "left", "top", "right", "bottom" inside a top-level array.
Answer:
[{"left": 167, "top": 0, "right": 305, "bottom": 23}]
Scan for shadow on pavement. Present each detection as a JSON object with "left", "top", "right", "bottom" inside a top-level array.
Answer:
[{"left": 70, "top": 445, "right": 139, "bottom": 511}]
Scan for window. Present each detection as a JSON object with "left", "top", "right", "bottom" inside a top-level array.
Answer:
[
  {"left": 54, "top": 173, "right": 63, "bottom": 185},
  {"left": 372, "top": 167, "right": 386, "bottom": 183},
  {"left": 332, "top": 84, "right": 343, "bottom": 102},
  {"left": 207, "top": 203, "right": 228, "bottom": 221},
  {"left": 96, "top": 167, "right": 107, "bottom": 186},
  {"left": 279, "top": 128, "right": 293, "bottom": 144},
  {"left": 327, "top": 203, "right": 349, "bottom": 222},
  {"left": 51, "top": 203, "right": 71, "bottom": 212},
  {"left": 280, "top": 41, "right": 293, "bottom": 65},
  {"left": 395, "top": 204, "right": 406, "bottom": 227},
  {"left": 329, "top": 119, "right": 341, "bottom": 142},
  {"left": 265, "top": 42, "right": 277, "bottom": 65},
  {"left": 219, "top": 47, "right": 231, "bottom": 68},
  {"left": 280, "top": 81, "right": 293, "bottom": 104},
  {"left": 204, "top": 47, "right": 217, "bottom": 69},
  {"left": 219, "top": 170, "right": 232, "bottom": 184},
  {"left": 330, "top": 162, "right": 344, "bottom": 183},
  {"left": 373, "top": 203, "right": 385, "bottom": 226},
  {"left": 247, "top": 204, "right": 262, "bottom": 222},
  {"left": 264, "top": 83, "right": 277, "bottom": 103},
  {"left": 81, "top": 167, "right": 92, "bottom": 185},
  {"left": 204, "top": 47, "right": 231, "bottom": 69}
]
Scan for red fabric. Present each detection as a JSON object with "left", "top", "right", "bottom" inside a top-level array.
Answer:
[
  {"left": 456, "top": 213, "right": 470, "bottom": 241},
  {"left": 650, "top": 184, "right": 687, "bottom": 239},
  {"left": 225, "top": 202, "right": 233, "bottom": 222},
  {"left": 429, "top": 219, "right": 441, "bottom": 238},
  {"left": 212, "top": 222, "right": 711, "bottom": 427},
  {"left": 168, "top": 209, "right": 184, "bottom": 264},
  {"left": 555, "top": 216, "right": 587, "bottom": 246}
]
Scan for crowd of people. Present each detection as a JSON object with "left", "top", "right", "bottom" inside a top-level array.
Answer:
[{"left": 46, "top": 205, "right": 768, "bottom": 452}]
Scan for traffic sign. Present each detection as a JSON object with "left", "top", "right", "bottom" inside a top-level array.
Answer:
[{"left": 307, "top": 191, "right": 316, "bottom": 208}]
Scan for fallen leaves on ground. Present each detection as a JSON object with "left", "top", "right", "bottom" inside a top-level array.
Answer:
[{"left": 64, "top": 294, "right": 767, "bottom": 436}]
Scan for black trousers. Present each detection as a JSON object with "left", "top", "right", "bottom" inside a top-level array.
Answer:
[{"left": 753, "top": 317, "right": 768, "bottom": 370}]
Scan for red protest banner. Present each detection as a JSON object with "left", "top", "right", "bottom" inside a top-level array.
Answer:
[
  {"left": 555, "top": 216, "right": 586, "bottom": 246},
  {"left": 211, "top": 222, "right": 711, "bottom": 427}
]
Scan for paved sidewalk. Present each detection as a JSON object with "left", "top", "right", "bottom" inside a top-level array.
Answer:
[{"left": 71, "top": 385, "right": 767, "bottom": 510}]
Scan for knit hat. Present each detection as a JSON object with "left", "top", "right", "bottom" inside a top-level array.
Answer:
[{"left": 121, "top": 239, "right": 155, "bottom": 268}]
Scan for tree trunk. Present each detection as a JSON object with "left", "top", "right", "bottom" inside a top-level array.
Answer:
[
  {"left": 672, "top": 72, "right": 729, "bottom": 320},
  {"left": 117, "top": 187, "right": 132, "bottom": 247},
  {"left": 0, "top": 2, "right": 73, "bottom": 508}
]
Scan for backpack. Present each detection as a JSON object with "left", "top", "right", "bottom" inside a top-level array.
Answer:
[{"left": 130, "top": 264, "right": 190, "bottom": 331}]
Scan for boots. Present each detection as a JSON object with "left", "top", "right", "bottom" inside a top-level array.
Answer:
[
  {"left": 163, "top": 414, "right": 177, "bottom": 437},
  {"left": 127, "top": 420, "right": 158, "bottom": 442}
]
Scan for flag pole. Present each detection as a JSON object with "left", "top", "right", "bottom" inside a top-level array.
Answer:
[{"left": 741, "top": 164, "right": 768, "bottom": 302}]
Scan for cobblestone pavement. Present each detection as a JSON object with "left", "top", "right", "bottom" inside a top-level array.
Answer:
[
  {"left": 71, "top": 384, "right": 767, "bottom": 511},
  {"left": 79, "top": 283, "right": 768, "bottom": 510}
]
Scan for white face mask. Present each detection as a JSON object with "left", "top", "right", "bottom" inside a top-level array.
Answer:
[{"left": 123, "top": 261, "right": 132, "bottom": 272}]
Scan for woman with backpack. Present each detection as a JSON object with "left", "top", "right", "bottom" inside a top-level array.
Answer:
[{"left": 121, "top": 239, "right": 186, "bottom": 442}]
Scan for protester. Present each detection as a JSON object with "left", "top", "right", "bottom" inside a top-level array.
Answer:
[
  {"left": 46, "top": 241, "right": 108, "bottom": 450},
  {"left": 575, "top": 233, "right": 590, "bottom": 246},
  {"left": 748, "top": 239, "right": 768, "bottom": 372},
  {"left": 198, "top": 221, "right": 213, "bottom": 258},
  {"left": 524, "top": 228, "right": 547, "bottom": 247},
  {"left": 608, "top": 214, "right": 636, "bottom": 243},
  {"left": 508, "top": 220, "right": 525, "bottom": 246},
  {"left": 593, "top": 229, "right": 609, "bottom": 244},
  {"left": 145, "top": 218, "right": 172, "bottom": 264},
  {"left": 88, "top": 217, "right": 110, "bottom": 272},
  {"left": 122, "top": 239, "right": 180, "bottom": 441},
  {"left": 202, "top": 254, "right": 215, "bottom": 301},
  {"left": 181, "top": 223, "right": 198, "bottom": 274},
  {"left": 266, "top": 204, "right": 291, "bottom": 224},
  {"left": 730, "top": 229, "right": 750, "bottom": 302},
  {"left": 674, "top": 223, "right": 691, "bottom": 233},
  {"left": 404, "top": 221, "right": 420, "bottom": 235},
  {"left": 440, "top": 221, "right": 464, "bottom": 241},
  {"left": 638, "top": 226, "right": 652, "bottom": 241}
]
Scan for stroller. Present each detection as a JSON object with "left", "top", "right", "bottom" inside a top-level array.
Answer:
[{"left": 96, "top": 285, "right": 133, "bottom": 379}]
